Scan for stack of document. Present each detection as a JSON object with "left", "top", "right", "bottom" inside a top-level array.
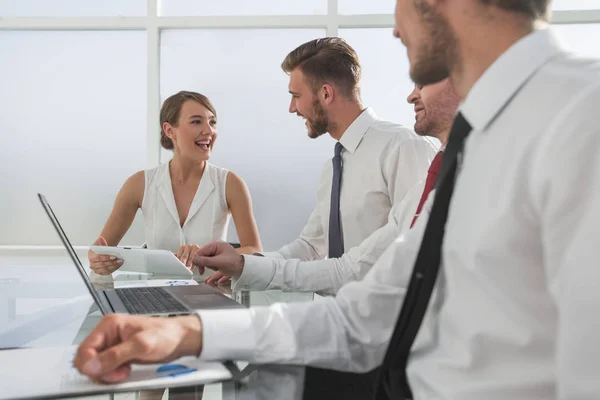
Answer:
[{"left": 0, "top": 345, "right": 233, "bottom": 400}]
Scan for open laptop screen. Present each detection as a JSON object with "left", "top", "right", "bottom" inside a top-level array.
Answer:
[{"left": 37, "top": 193, "right": 109, "bottom": 314}]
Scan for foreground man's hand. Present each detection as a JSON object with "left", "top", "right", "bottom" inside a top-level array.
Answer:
[{"left": 74, "top": 314, "right": 202, "bottom": 383}]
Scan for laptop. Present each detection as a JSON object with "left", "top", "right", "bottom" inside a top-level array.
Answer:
[{"left": 38, "top": 193, "right": 244, "bottom": 316}]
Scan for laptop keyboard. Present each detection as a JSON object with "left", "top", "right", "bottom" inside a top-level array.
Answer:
[{"left": 116, "top": 287, "right": 188, "bottom": 314}]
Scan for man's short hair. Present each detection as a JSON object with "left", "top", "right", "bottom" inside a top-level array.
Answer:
[{"left": 281, "top": 37, "right": 362, "bottom": 99}]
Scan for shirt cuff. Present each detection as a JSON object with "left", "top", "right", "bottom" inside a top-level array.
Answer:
[
  {"left": 232, "top": 255, "right": 276, "bottom": 291},
  {"left": 257, "top": 251, "right": 285, "bottom": 259},
  {"left": 197, "top": 309, "right": 256, "bottom": 361}
]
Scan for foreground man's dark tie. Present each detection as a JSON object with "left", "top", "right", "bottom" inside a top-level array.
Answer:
[{"left": 374, "top": 112, "right": 473, "bottom": 400}]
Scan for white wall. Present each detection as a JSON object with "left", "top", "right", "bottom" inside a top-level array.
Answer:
[{"left": 1, "top": 1, "right": 599, "bottom": 252}]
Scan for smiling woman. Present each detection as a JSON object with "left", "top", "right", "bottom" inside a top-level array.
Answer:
[
  {"left": 87, "top": 91, "right": 262, "bottom": 279},
  {"left": 159, "top": 91, "right": 217, "bottom": 154}
]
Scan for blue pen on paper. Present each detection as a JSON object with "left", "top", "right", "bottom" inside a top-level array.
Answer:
[
  {"left": 156, "top": 364, "right": 197, "bottom": 378},
  {"left": 165, "top": 280, "right": 192, "bottom": 286},
  {"left": 70, "top": 352, "right": 197, "bottom": 377}
]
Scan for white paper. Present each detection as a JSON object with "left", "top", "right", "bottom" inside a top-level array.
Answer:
[{"left": 0, "top": 345, "right": 232, "bottom": 400}]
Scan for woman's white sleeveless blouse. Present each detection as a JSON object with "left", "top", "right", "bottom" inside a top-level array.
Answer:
[{"left": 142, "top": 162, "right": 230, "bottom": 268}]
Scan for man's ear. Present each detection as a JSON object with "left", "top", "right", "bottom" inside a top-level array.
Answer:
[{"left": 321, "top": 84, "right": 334, "bottom": 104}]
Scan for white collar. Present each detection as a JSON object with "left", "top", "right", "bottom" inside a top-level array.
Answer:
[
  {"left": 460, "top": 27, "right": 566, "bottom": 132},
  {"left": 338, "top": 106, "right": 378, "bottom": 154}
]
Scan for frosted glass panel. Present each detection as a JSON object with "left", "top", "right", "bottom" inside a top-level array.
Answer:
[
  {"left": 553, "top": 0, "right": 600, "bottom": 10},
  {"left": 160, "top": 0, "right": 326, "bottom": 16},
  {"left": 0, "top": 31, "right": 147, "bottom": 246},
  {"left": 160, "top": 29, "right": 327, "bottom": 249},
  {"left": 0, "top": 0, "right": 145, "bottom": 16},
  {"left": 340, "top": 28, "right": 414, "bottom": 131},
  {"left": 339, "top": 0, "right": 395, "bottom": 15},
  {"left": 553, "top": 24, "right": 600, "bottom": 58}
]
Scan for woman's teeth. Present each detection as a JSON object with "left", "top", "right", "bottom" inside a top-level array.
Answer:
[{"left": 195, "top": 140, "right": 211, "bottom": 148}]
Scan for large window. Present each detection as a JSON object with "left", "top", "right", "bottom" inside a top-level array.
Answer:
[
  {"left": 339, "top": 0, "right": 395, "bottom": 14},
  {"left": 553, "top": 0, "right": 600, "bottom": 10},
  {"left": 0, "top": 1, "right": 597, "bottom": 249},
  {"left": 0, "top": 0, "right": 145, "bottom": 16},
  {"left": 159, "top": 0, "right": 327, "bottom": 16},
  {"left": 340, "top": 28, "right": 413, "bottom": 127},
  {"left": 552, "top": 23, "right": 600, "bottom": 58},
  {"left": 0, "top": 31, "right": 147, "bottom": 246}
]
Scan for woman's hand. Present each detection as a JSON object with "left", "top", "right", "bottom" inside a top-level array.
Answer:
[
  {"left": 205, "top": 279, "right": 233, "bottom": 294},
  {"left": 176, "top": 244, "right": 202, "bottom": 270},
  {"left": 88, "top": 236, "right": 123, "bottom": 275},
  {"left": 204, "top": 271, "right": 232, "bottom": 285}
]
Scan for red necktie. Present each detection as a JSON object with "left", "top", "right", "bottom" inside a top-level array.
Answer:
[{"left": 410, "top": 151, "right": 444, "bottom": 228}]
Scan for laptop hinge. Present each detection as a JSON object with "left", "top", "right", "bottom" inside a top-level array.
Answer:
[{"left": 98, "top": 290, "right": 116, "bottom": 314}]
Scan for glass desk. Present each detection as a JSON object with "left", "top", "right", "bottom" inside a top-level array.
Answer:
[{"left": 0, "top": 254, "right": 311, "bottom": 400}]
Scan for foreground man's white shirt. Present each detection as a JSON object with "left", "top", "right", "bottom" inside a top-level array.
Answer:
[{"left": 199, "top": 27, "right": 600, "bottom": 399}]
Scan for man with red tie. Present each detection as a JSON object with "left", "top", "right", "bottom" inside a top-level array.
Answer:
[
  {"left": 185, "top": 80, "right": 461, "bottom": 297},
  {"left": 407, "top": 78, "right": 460, "bottom": 227}
]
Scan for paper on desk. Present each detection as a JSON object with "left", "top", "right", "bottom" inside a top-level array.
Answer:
[
  {"left": 114, "top": 279, "right": 199, "bottom": 288},
  {"left": 0, "top": 345, "right": 232, "bottom": 400}
]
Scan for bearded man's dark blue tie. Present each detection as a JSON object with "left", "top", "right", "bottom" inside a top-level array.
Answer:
[{"left": 328, "top": 141, "right": 344, "bottom": 258}]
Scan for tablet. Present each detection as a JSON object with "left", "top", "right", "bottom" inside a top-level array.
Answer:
[{"left": 89, "top": 246, "right": 193, "bottom": 278}]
